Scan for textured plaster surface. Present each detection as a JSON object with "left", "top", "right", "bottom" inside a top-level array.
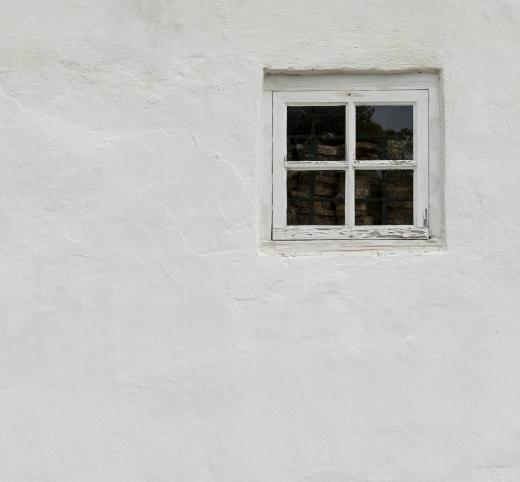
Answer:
[{"left": 1, "top": 1, "right": 520, "bottom": 481}]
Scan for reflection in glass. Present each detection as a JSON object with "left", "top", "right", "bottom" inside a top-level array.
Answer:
[
  {"left": 355, "top": 170, "right": 413, "bottom": 225},
  {"left": 287, "top": 106, "right": 345, "bottom": 161},
  {"left": 287, "top": 170, "right": 345, "bottom": 225},
  {"left": 356, "top": 106, "right": 413, "bottom": 160}
]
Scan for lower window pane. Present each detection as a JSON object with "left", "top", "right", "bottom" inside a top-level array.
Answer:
[
  {"left": 287, "top": 170, "right": 345, "bottom": 225},
  {"left": 355, "top": 170, "right": 413, "bottom": 225}
]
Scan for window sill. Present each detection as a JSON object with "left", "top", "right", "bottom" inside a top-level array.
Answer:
[{"left": 259, "top": 238, "right": 443, "bottom": 257}]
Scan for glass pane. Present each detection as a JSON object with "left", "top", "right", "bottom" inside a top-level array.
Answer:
[
  {"left": 355, "top": 170, "right": 413, "bottom": 225},
  {"left": 356, "top": 105, "right": 413, "bottom": 160},
  {"left": 287, "top": 106, "right": 345, "bottom": 161},
  {"left": 287, "top": 170, "right": 345, "bottom": 225}
]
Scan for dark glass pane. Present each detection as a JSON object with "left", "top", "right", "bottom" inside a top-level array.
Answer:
[
  {"left": 355, "top": 170, "right": 413, "bottom": 225},
  {"left": 287, "top": 170, "right": 345, "bottom": 225},
  {"left": 287, "top": 106, "right": 345, "bottom": 161},
  {"left": 356, "top": 106, "right": 413, "bottom": 160}
]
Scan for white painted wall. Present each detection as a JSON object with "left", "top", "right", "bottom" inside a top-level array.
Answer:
[{"left": 1, "top": 1, "right": 520, "bottom": 481}]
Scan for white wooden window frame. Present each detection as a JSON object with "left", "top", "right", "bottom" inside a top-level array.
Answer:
[
  {"left": 273, "top": 90, "right": 428, "bottom": 240},
  {"left": 260, "top": 72, "right": 443, "bottom": 254}
]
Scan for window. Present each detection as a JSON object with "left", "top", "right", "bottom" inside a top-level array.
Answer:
[
  {"left": 272, "top": 89, "right": 430, "bottom": 241},
  {"left": 260, "top": 73, "right": 443, "bottom": 253}
]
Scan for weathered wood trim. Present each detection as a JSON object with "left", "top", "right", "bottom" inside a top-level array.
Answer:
[
  {"left": 274, "top": 90, "right": 427, "bottom": 105},
  {"left": 415, "top": 90, "right": 429, "bottom": 227},
  {"left": 284, "top": 160, "right": 348, "bottom": 170},
  {"left": 273, "top": 226, "right": 430, "bottom": 241},
  {"left": 352, "top": 160, "right": 416, "bottom": 169},
  {"left": 347, "top": 102, "right": 356, "bottom": 227},
  {"left": 272, "top": 94, "right": 287, "bottom": 230},
  {"left": 260, "top": 238, "right": 443, "bottom": 256}
]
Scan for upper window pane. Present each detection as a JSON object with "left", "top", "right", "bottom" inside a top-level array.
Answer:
[
  {"left": 287, "top": 106, "right": 345, "bottom": 161},
  {"left": 356, "top": 105, "right": 413, "bottom": 160}
]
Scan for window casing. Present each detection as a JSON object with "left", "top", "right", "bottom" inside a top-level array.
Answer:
[{"left": 272, "top": 89, "right": 430, "bottom": 241}]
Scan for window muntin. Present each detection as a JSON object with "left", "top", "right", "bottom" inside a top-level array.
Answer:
[{"left": 272, "top": 90, "right": 429, "bottom": 240}]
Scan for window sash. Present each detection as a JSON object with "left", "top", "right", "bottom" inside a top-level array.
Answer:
[{"left": 272, "top": 89, "right": 429, "bottom": 240}]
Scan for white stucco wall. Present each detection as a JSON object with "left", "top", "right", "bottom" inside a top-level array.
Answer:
[{"left": 2, "top": 1, "right": 520, "bottom": 481}]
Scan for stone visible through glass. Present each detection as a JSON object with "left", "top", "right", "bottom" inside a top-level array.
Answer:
[
  {"left": 287, "top": 106, "right": 345, "bottom": 161},
  {"left": 356, "top": 105, "right": 413, "bottom": 160},
  {"left": 287, "top": 170, "right": 345, "bottom": 225},
  {"left": 355, "top": 170, "right": 413, "bottom": 225}
]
